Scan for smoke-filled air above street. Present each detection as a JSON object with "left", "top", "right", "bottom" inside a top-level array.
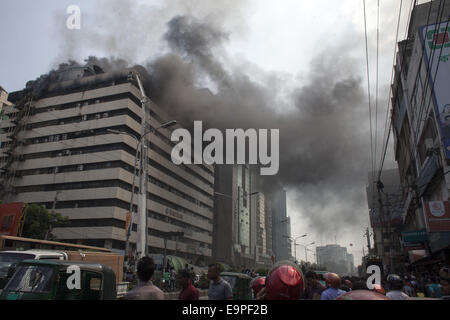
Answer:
[{"left": 0, "top": 0, "right": 423, "bottom": 267}]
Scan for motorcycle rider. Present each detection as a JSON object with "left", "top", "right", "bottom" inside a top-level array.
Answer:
[
  {"left": 255, "top": 261, "right": 304, "bottom": 300},
  {"left": 321, "top": 273, "right": 346, "bottom": 300},
  {"left": 250, "top": 276, "right": 266, "bottom": 299},
  {"left": 386, "top": 274, "right": 409, "bottom": 300}
]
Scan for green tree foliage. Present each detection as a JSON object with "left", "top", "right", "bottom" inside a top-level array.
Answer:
[
  {"left": 255, "top": 268, "right": 269, "bottom": 276},
  {"left": 197, "top": 273, "right": 210, "bottom": 289},
  {"left": 22, "top": 204, "right": 68, "bottom": 240}
]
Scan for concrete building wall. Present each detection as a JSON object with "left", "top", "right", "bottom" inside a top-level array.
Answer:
[
  {"left": 213, "top": 164, "right": 260, "bottom": 268},
  {"left": 0, "top": 67, "right": 214, "bottom": 264},
  {"left": 271, "top": 188, "right": 290, "bottom": 262},
  {"left": 316, "top": 244, "right": 352, "bottom": 275},
  {"left": 213, "top": 164, "right": 235, "bottom": 265},
  {"left": 387, "top": 0, "right": 450, "bottom": 271},
  {"left": 0, "top": 86, "right": 13, "bottom": 150}
]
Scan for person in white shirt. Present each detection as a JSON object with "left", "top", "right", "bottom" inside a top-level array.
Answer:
[{"left": 386, "top": 274, "right": 409, "bottom": 300}]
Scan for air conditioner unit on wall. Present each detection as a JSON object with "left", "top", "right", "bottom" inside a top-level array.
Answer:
[
  {"left": 425, "top": 138, "right": 434, "bottom": 152},
  {"left": 425, "top": 138, "right": 438, "bottom": 157}
]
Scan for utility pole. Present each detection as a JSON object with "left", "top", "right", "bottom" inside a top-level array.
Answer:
[
  {"left": 135, "top": 74, "right": 148, "bottom": 259},
  {"left": 376, "top": 180, "right": 386, "bottom": 268},
  {"left": 46, "top": 191, "right": 61, "bottom": 240},
  {"left": 385, "top": 192, "right": 395, "bottom": 274},
  {"left": 365, "top": 227, "right": 371, "bottom": 255},
  {"left": 305, "top": 246, "right": 308, "bottom": 263}
]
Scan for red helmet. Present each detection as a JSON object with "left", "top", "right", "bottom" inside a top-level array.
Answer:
[
  {"left": 251, "top": 277, "right": 266, "bottom": 296},
  {"left": 265, "top": 261, "right": 304, "bottom": 300},
  {"left": 372, "top": 284, "right": 386, "bottom": 295},
  {"left": 344, "top": 279, "right": 352, "bottom": 288},
  {"left": 325, "top": 273, "right": 341, "bottom": 288}
]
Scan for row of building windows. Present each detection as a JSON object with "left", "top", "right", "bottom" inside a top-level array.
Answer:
[
  {"left": 145, "top": 135, "right": 214, "bottom": 189},
  {"left": 149, "top": 210, "right": 212, "bottom": 238},
  {"left": 18, "top": 121, "right": 214, "bottom": 189},
  {"left": 22, "top": 142, "right": 132, "bottom": 161},
  {"left": 149, "top": 175, "right": 212, "bottom": 212},
  {"left": 28, "top": 108, "right": 141, "bottom": 131},
  {"left": 36, "top": 78, "right": 132, "bottom": 100},
  {"left": 55, "top": 217, "right": 211, "bottom": 249},
  {"left": 37, "top": 196, "right": 212, "bottom": 234},
  {"left": 149, "top": 192, "right": 212, "bottom": 226},
  {"left": 15, "top": 150, "right": 213, "bottom": 212},
  {"left": 143, "top": 120, "right": 214, "bottom": 177},
  {"left": 34, "top": 92, "right": 142, "bottom": 115},
  {"left": 16, "top": 174, "right": 212, "bottom": 223},
  {"left": 32, "top": 86, "right": 212, "bottom": 178},
  {"left": 16, "top": 143, "right": 213, "bottom": 202},
  {"left": 16, "top": 160, "right": 132, "bottom": 177},
  {"left": 148, "top": 157, "right": 213, "bottom": 200},
  {"left": 15, "top": 179, "right": 132, "bottom": 193}
]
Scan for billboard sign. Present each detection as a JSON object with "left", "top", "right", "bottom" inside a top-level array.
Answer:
[
  {"left": 0, "top": 202, "right": 26, "bottom": 236},
  {"left": 420, "top": 21, "right": 450, "bottom": 158},
  {"left": 408, "top": 249, "right": 428, "bottom": 264},
  {"left": 401, "top": 229, "right": 428, "bottom": 243},
  {"left": 424, "top": 201, "right": 450, "bottom": 232},
  {"left": 428, "top": 231, "right": 450, "bottom": 253}
]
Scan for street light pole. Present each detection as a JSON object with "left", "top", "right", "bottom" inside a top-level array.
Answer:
[
  {"left": 214, "top": 191, "right": 260, "bottom": 266},
  {"left": 108, "top": 120, "right": 177, "bottom": 272},
  {"left": 297, "top": 241, "right": 315, "bottom": 263},
  {"left": 284, "top": 234, "right": 307, "bottom": 263},
  {"left": 135, "top": 74, "right": 150, "bottom": 259},
  {"left": 293, "top": 234, "right": 307, "bottom": 263}
]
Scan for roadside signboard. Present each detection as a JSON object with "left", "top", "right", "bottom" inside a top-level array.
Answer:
[
  {"left": 420, "top": 20, "right": 450, "bottom": 158},
  {"left": 424, "top": 201, "right": 450, "bottom": 232},
  {"left": 401, "top": 229, "right": 428, "bottom": 243},
  {"left": 0, "top": 203, "right": 27, "bottom": 236}
]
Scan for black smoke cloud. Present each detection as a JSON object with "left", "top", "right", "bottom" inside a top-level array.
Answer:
[
  {"left": 139, "top": 15, "right": 372, "bottom": 236},
  {"left": 49, "top": 2, "right": 374, "bottom": 243}
]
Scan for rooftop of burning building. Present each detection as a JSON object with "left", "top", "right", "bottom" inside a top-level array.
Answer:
[{"left": 7, "top": 64, "right": 150, "bottom": 104}]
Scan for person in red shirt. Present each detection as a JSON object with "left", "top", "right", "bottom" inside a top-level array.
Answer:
[{"left": 178, "top": 270, "right": 199, "bottom": 300}]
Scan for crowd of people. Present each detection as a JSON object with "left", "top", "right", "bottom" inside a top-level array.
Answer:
[{"left": 123, "top": 257, "right": 450, "bottom": 300}]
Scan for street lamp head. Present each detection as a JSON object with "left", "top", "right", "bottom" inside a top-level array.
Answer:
[
  {"left": 158, "top": 120, "right": 177, "bottom": 130},
  {"left": 107, "top": 129, "right": 122, "bottom": 135},
  {"left": 294, "top": 234, "right": 307, "bottom": 240},
  {"left": 214, "top": 192, "right": 232, "bottom": 199}
]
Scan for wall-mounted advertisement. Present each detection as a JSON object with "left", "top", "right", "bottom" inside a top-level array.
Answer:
[
  {"left": 424, "top": 201, "right": 450, "bottom": 233},
  {"left": 420, "top": 21, "right": 450, "bottom": 158},
  {"left": 0, "top": 202, "right": 27, "bottom": 236}
]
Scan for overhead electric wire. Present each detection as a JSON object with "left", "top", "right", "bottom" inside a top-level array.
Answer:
[
  {"left": 363, "top": 0, "right": 375, "bottom": 186},
  {"left": 377, "top": 0, "right": 406, "bottom": 181},
  {"left": 412, "top": 0, "right": 444, "bottom": 144},
  {"left": 374, "top": 0, "right": 380, "bottom": 185},
  {"left": 379, "top": 0, "right": 414, "bottom": 171},
  {"left": 413, "top": 0, "right": 449, "bottom": 150}
]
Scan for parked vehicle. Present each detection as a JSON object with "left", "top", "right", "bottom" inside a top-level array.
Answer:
[
  {"left": 0, "top": 250, "right": 128, "bottom": 296},
  {"left": 220, "top": 272, "right": 253, "bottom": 300},
  {"left": 0, "top": 250, "right": 66, "bottom": 292},
  {"left": 0, "top": 260, "right": 117, "bottom": 300},
  {"left": 314, "top": 271, "right": 330, "bottom": 286}
]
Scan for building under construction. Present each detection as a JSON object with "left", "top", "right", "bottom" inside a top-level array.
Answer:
[{"left": 0, "top": 64, "right": 215, "bottom": 266}]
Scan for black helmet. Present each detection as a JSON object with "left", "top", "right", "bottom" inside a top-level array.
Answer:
[{"left": 387, "top": 274, "right": 403, "bottom": 290}]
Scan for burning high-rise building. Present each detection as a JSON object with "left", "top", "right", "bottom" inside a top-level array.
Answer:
[{"left": 0, "top": 65, "right": 214, "bottom": 266}]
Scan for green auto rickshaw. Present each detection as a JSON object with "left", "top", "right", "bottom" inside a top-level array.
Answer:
[
  {"left": 0, "top": 260, "right": 117, "bottom": 300},
  {"left": 220, "top": 272, "right": 253, "bottom": 300}
]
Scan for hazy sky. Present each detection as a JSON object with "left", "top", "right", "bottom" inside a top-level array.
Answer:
[{"left": 0, "top": 0, "right": 419, "bottom": 266}]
